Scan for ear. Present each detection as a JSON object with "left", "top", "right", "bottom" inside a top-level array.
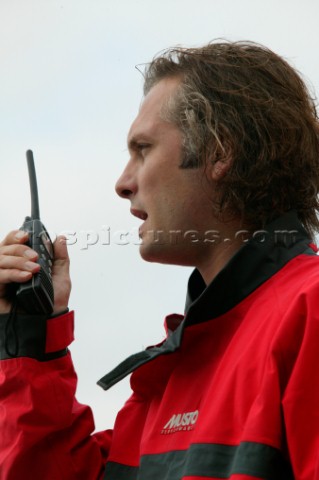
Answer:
[{"left": 210, "top": 155, "right": 232, "bottom": 181}]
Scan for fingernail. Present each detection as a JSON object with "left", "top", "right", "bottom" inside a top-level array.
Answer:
[
  {"left": 20, "top": 271, "right": 32, "bottom": 278},
  {"left": 24, "top": 249, "right": 37, "bottom": 259},
  {"left": 15, "top": 231, "right": 27, "bottom": 239},
  {"left": 25, "top": 261, "right": 39, "bottom": 271}
]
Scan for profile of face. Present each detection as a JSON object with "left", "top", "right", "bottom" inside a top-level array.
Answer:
[{"left": 115, "top": 77, "right": 228, "bottom": 269}]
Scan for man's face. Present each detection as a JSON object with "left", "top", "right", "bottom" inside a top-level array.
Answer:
[{"left": 115, "top": 76, "right": 218, "bottom": 267}]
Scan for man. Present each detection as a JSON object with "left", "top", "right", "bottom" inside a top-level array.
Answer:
[{"left": 0, "top": 41, "right": 319, "bottom": 479}]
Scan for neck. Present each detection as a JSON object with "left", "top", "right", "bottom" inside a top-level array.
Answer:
[{"left": 196, "top": 221, "right": 250, "bottom": 285}]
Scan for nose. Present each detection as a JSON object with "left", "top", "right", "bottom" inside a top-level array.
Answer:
[{"left": 115, "top": 161, "right": 137, "bottom": 199}]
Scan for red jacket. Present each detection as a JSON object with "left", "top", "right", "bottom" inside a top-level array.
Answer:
[{"left": 1, "top": 211, "right": 319, "bottom": 479}]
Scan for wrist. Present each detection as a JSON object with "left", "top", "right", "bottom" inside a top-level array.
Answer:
[{"left": 0, "top": 310, "right": 74, "bottom": 361}]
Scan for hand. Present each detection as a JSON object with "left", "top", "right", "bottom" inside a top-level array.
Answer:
[{"left": 0, "top": 230, "right": 71, "bottom": 315}]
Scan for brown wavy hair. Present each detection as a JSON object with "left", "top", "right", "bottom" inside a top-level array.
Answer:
[{"left": 143, "top": 41, "right": 319, "bottom": 238}]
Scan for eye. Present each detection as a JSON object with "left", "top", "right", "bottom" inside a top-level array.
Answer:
[
  {"left": 137, "top": 143, "right": 150, "bottom": 152},
  {"left": 128, "top": 140, "right": 152, "bottom": 158},
  {"left": 135, "top": 143, "right": 151, "bottom": 159}
]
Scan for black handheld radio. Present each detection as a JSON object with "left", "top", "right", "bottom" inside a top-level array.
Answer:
[{"left": 15, "top": 150, "right": 54, "bottom": 314}]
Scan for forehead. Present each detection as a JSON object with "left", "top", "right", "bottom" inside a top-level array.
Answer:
[{"left": 127, "top": 77, "right": 181, "bottom": 143}]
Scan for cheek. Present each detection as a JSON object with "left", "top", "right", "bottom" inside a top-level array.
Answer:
[{"left": 139, "top": 168, "right": 159, "bottom": 195}]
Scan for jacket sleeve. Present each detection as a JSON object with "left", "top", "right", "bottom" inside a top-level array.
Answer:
[
  {"left": 281, "top": 284, "right": 319, "bottom": 480},
  {"left": 0, "top": 310, "right": 111, "bottom": 480}
]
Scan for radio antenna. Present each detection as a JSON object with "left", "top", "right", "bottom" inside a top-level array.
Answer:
[{"left": 26, "top": 150, "right": 40, "bottom": 220}]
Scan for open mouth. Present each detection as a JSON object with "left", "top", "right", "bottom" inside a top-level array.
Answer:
[{"left": 130, "top": 208, "right": 148, "bottom": 221}]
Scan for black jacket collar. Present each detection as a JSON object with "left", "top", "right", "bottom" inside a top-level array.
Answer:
[
  {"left": 98, "top": 211, "right": 313, "bottom": 390},
  {"left": 184, "top": 211, "right": 312, "bottom": 325}
]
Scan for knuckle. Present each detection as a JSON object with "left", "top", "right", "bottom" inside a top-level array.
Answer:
[
  {"left": 3, "top": 230, "right": 28, "bottom": 247},
  {"left": 0, "top": 256, "right": 7, "bottom": 268},
  {"left": 0, "top": 268, "right": 15, "bottom": 284},
  {"left": 1, "top": 231, "right": 17, "bottom": 245}
]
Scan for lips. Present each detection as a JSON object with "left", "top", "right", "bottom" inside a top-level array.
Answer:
[
  {"left": 130, "top": 208, "right": 148, "bottom": 221},
  {"left": 130, "top": 208, "right": 148, "bottom": 239}
]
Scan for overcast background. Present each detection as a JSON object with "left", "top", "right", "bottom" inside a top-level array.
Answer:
[{"left": 1, "top": 0, "right": 318, "bottom": 432}]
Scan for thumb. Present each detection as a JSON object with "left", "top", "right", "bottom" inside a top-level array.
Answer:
[
  {"left": 52, "top": 235, "right": 71, "bottom": 314},
  {"left": 53, "top": 236, "right": 70, "bottom": 266}
]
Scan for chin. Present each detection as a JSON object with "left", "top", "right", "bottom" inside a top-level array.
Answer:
[
  {"left": 139, "top": 243, "right": 164, "bottom": 263},
  {"left": 139, "top": 242, "right": 194, "bottom": 266}
]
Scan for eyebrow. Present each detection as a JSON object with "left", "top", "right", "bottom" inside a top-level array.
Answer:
[{"left": 127, "top": 134, "right": 152, "bottom": 152}]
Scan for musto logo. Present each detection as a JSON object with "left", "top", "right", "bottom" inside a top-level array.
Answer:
[{"left": 161, "top": 410, "right": 199, "bottom": 435}]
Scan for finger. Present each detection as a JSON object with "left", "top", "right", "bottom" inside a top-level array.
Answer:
[
  {"left": 0, "top": 230, "right": 29, "bottom": 247},
  {"left": 0, "top": 243, "right": 38, "bottom": 260},
  {"left": 0, "top": 255, "right": 40, "bottom": 275},
  {"left": 51, "top": 236, "right": 71, "bottom": 313},
  {"left": 53, "top": 236, "right": 70, "bottom": 264},
  {"left": 0, "top": 268, "right": 33, "bottom": 284}
]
